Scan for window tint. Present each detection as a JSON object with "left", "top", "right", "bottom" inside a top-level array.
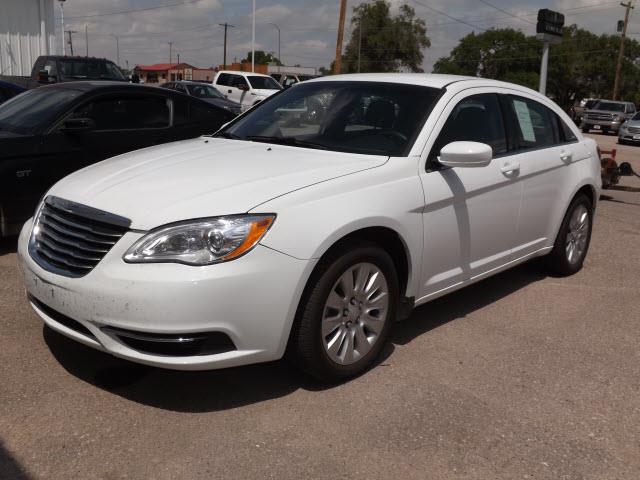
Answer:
[
  {"left": 507, "top": 96, "right": 557, "bottom": 150},
  {"left": 174, "top": 84, "right": 187, "bottom": 94},
  {"left": 173, "top": 97, "right": 189, "bottom": 125},
  {"left": 71, "top": 95, "right": 170, "bottom": 130},
  {"left": 43, "top": 60, "right": 57, "bottom": 77},
  {"left": 230, "top": 75, "right": 248, "bottom": 88},
  {"left": 558, "top": 116, "right": 577, "bottom": 143},
  {"left": 0, "top": 87, "right": 82, "bottom": 134},
  {"left": 430, "top": 93, "right": 507, "bottom": 162},
  {"left": 248, "top": 76, "right": 281, "bottom": 90},
  {"left": 216, "top": 73, "right": 231, "bottom": 86}
]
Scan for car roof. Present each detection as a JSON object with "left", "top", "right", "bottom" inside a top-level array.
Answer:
[
  {"left": 34, "top": 81, "right": 166, "bottom": 93},
  {"left": 305, "top": 73, "right": 504, "bottom": 89},
  {"left": 216, "top": 70, "right": 272, "bottom": 78}
]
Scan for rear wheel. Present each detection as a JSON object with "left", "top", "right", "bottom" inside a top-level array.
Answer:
[
  {"left": 546, "top": 194, "right": 593, "bottom": 276},
  {"left": 290, "top": 243, "right": 399, "bottom": 382},
  {"left": 582, "top": 125, "right": 590, "bottom": 133}
]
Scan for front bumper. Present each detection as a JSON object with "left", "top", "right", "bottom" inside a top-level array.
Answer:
[
  {"left": 581, "top": 119, "right": 622, "bottom": 132},
  {"left": 18, "top": 219, "right": 315, "bottom": 370},
  {"left": 618, "top": 130, "right": 640, "bottom": 143}
]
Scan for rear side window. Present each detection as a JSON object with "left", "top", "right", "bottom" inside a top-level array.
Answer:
[
  {"left": 506, "top": 96, "right": 558, "bottom": 150},
  {"left": 71, "top": 95, "right": 170, "bottom": 130},
  {"left": 216, "top": 73, "right": 231, "bottom": 86},
  {"left": 430, "top": 93, "right": 507, "bottom": 162},
  {"left": 558, "top": 116, "right": 577, "bottom": 143},
  {"left": 190, "top": 100, "right": 234, "bottom": 126}
]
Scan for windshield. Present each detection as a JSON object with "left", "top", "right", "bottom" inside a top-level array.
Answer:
[
  {"left": 585, "top": 100, "right": 598, "bottom": 109},
  {"left": 0, "top": 87, "right": 81, "bottom": 134},
  {"left": 217, "top": 81, "right": 442, "bottom": 156},
  {"left": 186, "top": 83, "right": 224, "bottom": 99},
  {"left": 594, "top": 101, "right": 625, "bottom": 112},
  {"left": 247, "top": 76, "right": 281, "bottom": 90},
  {"left": 59, "top": 60, "right": 125, "bottom": 80},
  {"left": 632, "top": 112, "right": 640, "bottom": 121}
]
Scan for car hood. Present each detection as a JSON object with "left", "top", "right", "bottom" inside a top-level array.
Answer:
[
  {"left": 251, "top": 88, "right": 280, "bottom": 98},
  {"left": 47, "top": 137, "right": 388, "bottom": 230},
  {"left": 202, "top": 97, "right": 241, "bottom": 110}
]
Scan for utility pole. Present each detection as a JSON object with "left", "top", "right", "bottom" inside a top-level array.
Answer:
[
  {"left": 169, "top": 41, "right": 173, "bottom": 65},
  {"left": 268, "top": 23, "right": 281, "bottom": 70},
  {"left": 65, "top": 30, "right": 77, "bottom": 56},
  {"left": 85, "top": 25, "right": 88, "bottom": 56},
  {"left": 251, "top": 0, "right": 256, "bottom": 72},
  {"left": 111, "top": 35, "right": 120, "bottom": 66},
  {"left": 219, "top": 23, "right": 235, "bottom": 69},
  {"left": 334, "top": 0, "right": 347, "bottom": 74},
  {"left": 59, "top": 0, "right": 66, "bottom": 55},
  {"left": 357, "top": 24, "right": 362, "bottom": 73},
  {"left": 177, "top": 53, "right": 180, "bottom": 65},
  {"left": 613, "top": 1, "right": 635, "bottom": 100}
]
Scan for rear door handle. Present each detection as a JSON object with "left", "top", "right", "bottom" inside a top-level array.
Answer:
[
  {"left": 500, "top": 161, "right": 520, "bottom": 175},
  {"left": 560, "top": 150, "right": 573, "bottom": 163}
]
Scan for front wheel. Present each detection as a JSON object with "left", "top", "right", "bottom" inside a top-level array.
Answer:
[
  {"left": 546, "top": 194, "right": 593, "bottom": 276},
  {"left": 290, "top": 243, "right": 399, "bottom": 382}
]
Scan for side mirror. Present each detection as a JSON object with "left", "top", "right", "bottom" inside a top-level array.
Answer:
[
  {"left": 236, "top": 83, "right": 249, "bottom": 91},
  {"left": 438, "top": 141, "right": 492, "bottom": 168},
  {"left": 61, "top": 118, "right": 95, "bottom": 133},
  {"left": 37, "top": 70, "right": 52, "bottom": 83}
]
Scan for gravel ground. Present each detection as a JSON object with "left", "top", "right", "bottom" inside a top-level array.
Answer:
[{"left": 1, "top": 133, "right": 638, "bottom": 480}]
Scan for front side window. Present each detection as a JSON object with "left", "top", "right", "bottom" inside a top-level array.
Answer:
[
  {"left": 59, "top": 60, "right": 124, "bottom": 80},
  {"left": 218, "top": 81, "right": 441, "bottom": 156},
  {"left": 69, "top": 95, "right": 170, "bottom": 130},
  {"left": 430, "top": 93, "right": 507, "bottom": 162},
  {"left": 247, "top": 76, "right": 281, "bottom": 90},
  {"left": 507, "top": 96, "right": 558, "bottom": 151},
  {"left": 230, "top": 75, "right": 248, "bottom": 88},
  {"left": 0, "top": 87, "right": 82, "bottom": 134}
]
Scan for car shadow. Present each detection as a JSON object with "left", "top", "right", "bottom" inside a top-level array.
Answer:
[
  {"left": 0, "top": 439, "right": 33, "bottom": 480},
  {"left": 600, "top": 193, "right": 640, "bottom": 206},
  {"left": 44, "top": 261, "right": 547, "bottom": 413},
  {"left": 0, "top": 236, "right": 18, "bottom": 255}
]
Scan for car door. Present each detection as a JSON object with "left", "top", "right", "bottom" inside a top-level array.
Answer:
[
  {"left": 59, "top": 92, "right": 172, "bottom": 162},
  {"left": 418, "top": 91, "right": 522, "bottom": 299},
  {"left": 501, "top": 93, "right": 589, "bottom": 257}
]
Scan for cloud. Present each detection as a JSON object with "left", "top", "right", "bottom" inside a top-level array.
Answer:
[{"left": 56, "top": 0, "right": 637, "bottom": 73}]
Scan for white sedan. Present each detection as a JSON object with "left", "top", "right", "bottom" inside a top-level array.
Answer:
[{"left": 17, "top": 74, "right": 601, "bottom": 382}]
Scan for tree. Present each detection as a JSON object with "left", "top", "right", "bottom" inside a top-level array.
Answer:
[
  {"left": 340, "top": 0, "right": 430, "bottom": 73},
  {"left": 241, "top": 50, "right": 283, "bottom": 66},
  {"left": 433, "top": 27, "right": 640, "bottom": 109}
]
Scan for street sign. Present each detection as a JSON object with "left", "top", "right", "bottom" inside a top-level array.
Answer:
[{"left": 536, "top": 8, "right": 565, "bottom": 37}]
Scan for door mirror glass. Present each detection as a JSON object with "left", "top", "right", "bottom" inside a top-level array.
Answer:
[
  {"left": 62, "top": 117, "right": 95, "bottom": 132},
  {"left": 438, "top": 141, "right": 492, "bottom": 168}
]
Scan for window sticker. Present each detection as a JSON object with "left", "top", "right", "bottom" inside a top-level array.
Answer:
[{"left": 513, "top": 99, "right": 536, "bottom": 142}]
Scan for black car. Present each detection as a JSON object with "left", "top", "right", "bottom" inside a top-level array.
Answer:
[
  {"left": 0, "top": 81, "right": 236, "bottom": 237},
  {"left": 0, "top": 80, "right": 26, "bottom": 104},
  {"left": 161, "top": 81, "right": 242, "bottom": 115}
]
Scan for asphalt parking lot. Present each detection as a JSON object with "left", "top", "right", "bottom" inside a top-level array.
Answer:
[{"left": 1, "top": 133, "right": 639, "bottom": 480}]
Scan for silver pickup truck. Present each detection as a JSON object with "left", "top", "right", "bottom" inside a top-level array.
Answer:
[{"left": 581, "top": 100, "right": 637, "bottom": 134}]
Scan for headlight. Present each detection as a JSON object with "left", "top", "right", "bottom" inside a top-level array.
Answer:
[{"left": 123, "top": 215, "right": 275, "bottom": 265}]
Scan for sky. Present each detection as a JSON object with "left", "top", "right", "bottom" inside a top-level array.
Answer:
[{"left": 54, "top": 0, "right": 640, "bottom": 72}]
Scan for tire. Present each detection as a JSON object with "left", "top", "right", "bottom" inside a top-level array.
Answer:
[
  {"left": 582, "top": 125, "right": 590, "bottom": 133},
  {"left": 289, "top": 242, "right": 399, "bottom": 382},
  {"left": 546, "top": 194, "right": 593, "bottom": 276}
]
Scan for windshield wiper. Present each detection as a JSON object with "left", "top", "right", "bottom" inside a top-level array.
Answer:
[
  {"left": 243, "top": 135, "right": 329, "bottom": 150},
  {"left": 214, "top": 131, "right": 242, "bottom": 139}
]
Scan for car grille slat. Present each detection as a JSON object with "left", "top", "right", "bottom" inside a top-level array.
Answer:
[
  {"left": 29, "top": 197, "right": 130, "bottom": 278},
  {"left": 627, "top": 126, "right": 640, "bottom": 134}
]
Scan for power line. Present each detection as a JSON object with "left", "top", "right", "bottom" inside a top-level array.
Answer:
[
  {"left": 60, "top": 0, "right": 204, "bottom": 20},
  {"left": 409, "top": 0, "right": 487, "bottom": 31},
  {"left": 477, "top": 0, "right": 535, "bottom": 25}
]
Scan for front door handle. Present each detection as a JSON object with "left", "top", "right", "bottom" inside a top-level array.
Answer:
[
  {"left": 500, "top": 161, "right": 520, "bottom": 175},
  {"left": 560, "top": 150, "right": 573, "bottom": 163}
]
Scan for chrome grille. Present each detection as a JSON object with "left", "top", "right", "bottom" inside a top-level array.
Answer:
[
  {"left": 29, "top": 196, "right": 130, "bottom": 277},
  {"left": 586, "top": 112, "right": 614, "bottom": 121}
]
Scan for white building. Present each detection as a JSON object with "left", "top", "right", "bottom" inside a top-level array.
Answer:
[{"left": 0, "top": 0, "right": 56, "bottom": 76}]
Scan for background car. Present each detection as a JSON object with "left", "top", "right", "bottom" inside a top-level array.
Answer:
[
  {"left": 0, "top": 81, "right": 235, "bottom": 237},
  {"left": 161, "top": 80, "right": 242, "bottom": 115},
  {"left": 0, "top": 79, "right": 27, "bottom": 104},
  {"left": 270, "top": 73, "right": 318, "bottom": 88},
  {"left": 213, "top": 70, "right": 281, "bottom": 111},
  {"left": 581, "top": 100, "right": 636, "bottom": 134},
  {"left": 618, "top": 111, "right": 640, "bottom": 145}
]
